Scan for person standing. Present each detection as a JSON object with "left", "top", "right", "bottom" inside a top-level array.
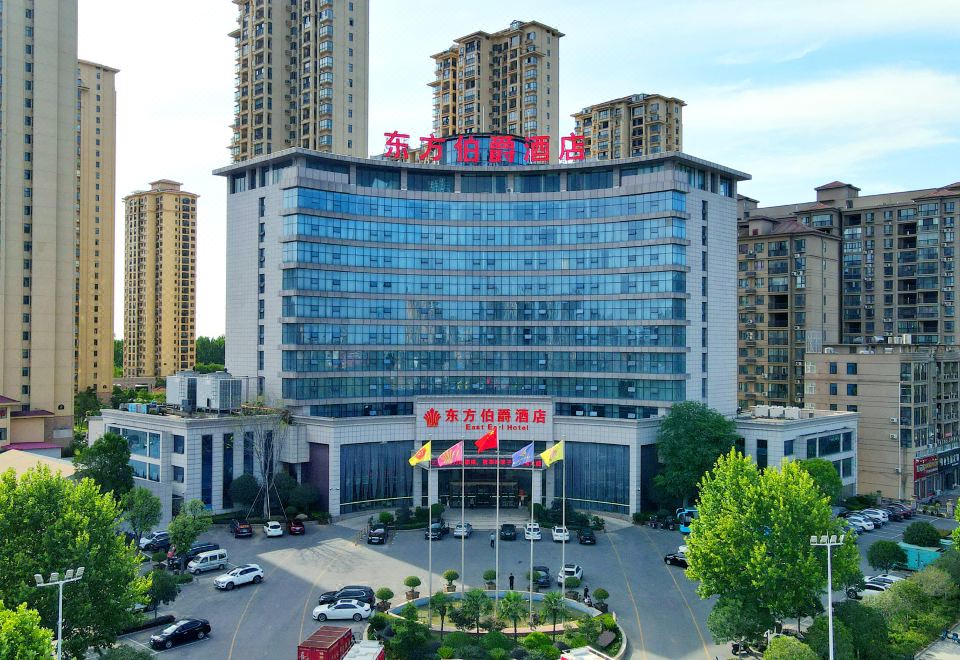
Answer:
[
  {"left": 490, "top": 531, "right": 495, "bottom": 548},
  {"left": 583, "top": 586, "right": 590, "bottom": 600},
  {"left": 509, "top": 573, "right": 515, "bottom": 590}
]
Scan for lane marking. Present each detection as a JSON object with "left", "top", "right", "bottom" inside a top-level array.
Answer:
[
  {"left": 298, "top": 540, "right": 353, "bottom": 642},
  {"left": 606, "top": 529, "right": 647, "bottom": 660},
  {"left": 226, "top": 557, "right": 287, "bottom": 660}
]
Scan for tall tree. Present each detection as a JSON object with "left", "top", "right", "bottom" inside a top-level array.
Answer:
[
  {"left": 686, "top": 451, "right": 862, "bottom": 635},
  {"left": 496, "top": 591, "right": 527, "bottom": 641},
  {"left": 706, "top": 596, "right": 774, "bottom": 650},
  {"left": 228, "top": 474, "right": 261, "bottom": 510},
  {"left": 74, "top": 387, "right": 101, "bottom": 427},
  {"left": 833, "top": 600, "right": 889, "bottom": 660},
  {"left": 74, "top": 432, "right": 134, "bottom": 498},
  {"left": 804, "top": 616, "right": 854, "bottom": 660},
  {"left": 146, "top": 569, "right": 179, "bottom": 616},
  {"left": 234, "top": 408, "right": 290, "bottom": 518},
  {"left": 763, "top": 636, "right": 817, "bottom": 660},
  {"left": 458, "top": 589, "right": 493, "bottom": 636},
  {"left": 866, "top": 540, "right": 907, "bottom": 573},
  {"left": 0, "top": 466, "right": 147, "bottom": 657},
  {"left": 541, "top": 590, "right": 566, "bottom": 640},
  {"left": 114, "top": 339, "right": 123, "bottom": 369},
  {"left": 429, "top": 591, "right": 450, "bottom": 642},
  {"left": 195, "top": 336, "right": 225, "bottom": 365},
  {"left": 653, "top": 401, "right": 737, "bottom": 505},
  {"left": 0, "top": 600, "right": 54, "bottom": 659},
  {"left": 123, "top": 487, "right": 162, "bottom": 545},
  {"left": 168, "top": 499, "right": 212, "bottom": 562},
  {"left": 797, "top": 458, "right": 843, "bottom": 504}
]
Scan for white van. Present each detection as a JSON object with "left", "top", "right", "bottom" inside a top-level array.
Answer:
[{"left": 187, "top": 549, "right": 228, "bottom": 574}]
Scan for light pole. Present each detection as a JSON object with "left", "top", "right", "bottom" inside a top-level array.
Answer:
[
  {"left": 34, "top": 567, "right": 84, "bottom": 660},
  {"left": 810, "top": 535, "right": 844, "bottom": 660}
]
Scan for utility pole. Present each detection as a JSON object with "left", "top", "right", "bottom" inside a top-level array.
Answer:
[
  {"left": 810, "top": 534, "right": 844, "bottom": 660},
  {"left": 34, "top": 567, "right": 85, "bottom": 660}
]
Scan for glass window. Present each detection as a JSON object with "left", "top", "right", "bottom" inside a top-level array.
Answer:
[
  {"left": 173, "top": 435, "right": 185, "bottom": 454},
  {"left": 756, "top": 439, "right": 768, "bottom": 470},
  {"left": 340, "top": 441, "right": 414, "bottom": 513},
  {"left": 567, "top": 170, "right": 613, "bottom": 191},
  {"left": 356, "top": 167, "right": 399, "bottom": 189},
  {"left": 842, "top": 432, "right": 852, "bottom": 452},
  {"left": 460, "top": 175, "right": 507, "bottom": 193},
  {"left": 846, "top": 363, "right": 857, "bottom": 375},
  {"left": 829, "top": 362, "right": 837, "bottom": 374},
  {"left": 818, "top": 434, "right": 842, "bottom": 456},
  {"left": 173, "top": 466, "right": 184, "bottom": 483},
  {"left": 784, "top": 439, "right": 794, "bottom": 456},
  {"left": 829, "top": 383, "right": 837, "bottom": 395},
  {"left": 407, "top": 172, "right": 453, "bottom": 193},
  {"left": 847, "top": 384, "right": 858, "bottom": 396},
  {"left": 223, "top": 433, "right": 234, "bottom": 507},
  {"left": 201, "top": 435, "right": 213, "bottom": 506},
  {"left": 516, "top": 174, "right": 560, "bottom": 193},
  {"left": 554, "top": 442, "right": 629, "bottom": 513}
]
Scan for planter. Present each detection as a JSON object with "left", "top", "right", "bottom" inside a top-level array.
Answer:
[
  {"left": 565, "top": 590, "right": 580, "bottom": 601},
  {"left": 445, "top": 584, "right": 456, "bottom": 593},
  {"left": 405, "top": 590, "right": 420, "bottom": 601},
  {"left": 595, "top": 602, "right": 609, "bottom": 613},
  {"left": 485, "top": 581, "right": 496, "bottom": 590},
  {"left": 376, "top": 602, "right": 391, "bottom": 612}
]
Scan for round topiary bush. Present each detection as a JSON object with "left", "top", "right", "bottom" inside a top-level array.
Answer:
[{"left": 903, "top": 520, "right": 942, "bottom": 547}]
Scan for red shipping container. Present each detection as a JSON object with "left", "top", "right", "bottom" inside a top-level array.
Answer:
[{"left": 297, "top": 626, "right": 354, "bottom": 660}]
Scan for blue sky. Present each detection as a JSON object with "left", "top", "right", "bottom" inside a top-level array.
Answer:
[{"left": 78, "top": 0, "right": 960, "bottom": 337}]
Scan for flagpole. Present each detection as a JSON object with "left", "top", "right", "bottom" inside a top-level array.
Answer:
[
  {"left": 428, "top": 458, "right": 433, "bottom": 607},
  {"left": 495, "top": 436, "right": 500, "bottom": 603},
  {"left": 529, "top": 455, "right": 535, "bottom": 623},
  {"left": 561, "top": 438, "right": 566, "bottom": 596},
  {"left": 460, "top": 444, "right": 465, "bottom": 596}
]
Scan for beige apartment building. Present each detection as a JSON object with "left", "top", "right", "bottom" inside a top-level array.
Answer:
[
  {"left": 806, "top": 345, "right": 960, "bottom": 501},
  {"left": 230, "top": 0, "right": 368, "bottom": 161},
  {"left": 76, "top": 60, "right": 117, "bottom": 399},
  {"left": 736, "top": 210, "right": 840, "bottom": 411},
  {"left": 123, "top": 181, "right": 198, "bottom": 379},
  {"left": 0, "top": 0, "right": 78, "bottom": 444},
  {"left": 429, "top": 20, "right": 562, "bottom": 158},
  {"left": 572, "top": 93, "right": 684, "bottom": 160}
]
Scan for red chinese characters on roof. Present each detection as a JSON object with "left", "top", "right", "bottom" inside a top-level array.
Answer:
[
  {"left": 423, "top": 407, "right": 548, "bottom": 426},
  {"left": 382, "top": 132, "right": 584, "bottom": 164}
]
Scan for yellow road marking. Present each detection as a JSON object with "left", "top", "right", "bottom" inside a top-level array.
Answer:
[{"left": 226, "top": 559, "right": 286, "bottom": 660}]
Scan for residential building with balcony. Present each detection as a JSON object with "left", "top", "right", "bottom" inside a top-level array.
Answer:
[
  {"left": 429, "top": 20, "right": 562, "bottom": 160},
  {"left": 736, "top": 211, "right": 840, "bottom": 411},
  {"left": 230, "top": 0, "right": 368, "bottom": 161},
  {"left": 572, "top": 93, "right": 684, "bottom": 160}
]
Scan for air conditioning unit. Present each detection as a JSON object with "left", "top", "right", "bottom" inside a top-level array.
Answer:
[
  {"left": 890, "top": 434, "right": 898, "bottom": 440},
  {"left": 890, "top": 417, "right": 899, "bottom": 424},
  {"left": 794, "top": 325, "right": 802, "bottom": 330}
]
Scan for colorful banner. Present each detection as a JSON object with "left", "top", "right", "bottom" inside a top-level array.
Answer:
[
  {"left": 540, "top": 441, "right": 565, "bottom": 467},
  {"left": 511, "top": 443, "right": 535, "bottom": 467},
  {"left": 475, "top": 427, "right": 498, "bottom": 453},
  {"left": 408, "top": 441, "right": 432, "bottom": 466},
  {"left": 437, "top": 441, "right": 464, "bottom": 467}
]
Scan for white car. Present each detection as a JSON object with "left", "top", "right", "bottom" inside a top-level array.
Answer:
[
  {"left": 452, "top": 522, "right": 473, "bottom": 538},
  {"left": 312, "top": 598, "right": 372, "bottom": 622},
  {"left": 263, "top": 521, "right": 284, "bottom": 537},
  {"left": 214, "top": 564, "right": 264, "bottom": 591},
  {"left": 557, "top": 563, "right": 583, "bottom": 586},
  {"left": 845, "top": 514, "right": 875, "bottom": 531},
  {"left": 524, "top": 522, "right": 542, "bottom": 541},
  {"left": 867, "top": 573, "right": 904, "bottom": 586},
  {"left": 860, "top": 509, "right": 889, "bottom": 525},
  {"left": 551, "top": 526, "right": 570, "bottom": 543},
  {"left": 847, "top": 574, "right": 904, "bottom": 599}
]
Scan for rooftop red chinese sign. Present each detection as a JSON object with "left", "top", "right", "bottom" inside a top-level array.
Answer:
[
  {"left": 383, "top": 132, "right": 585, "bottom": 164},
  {"left": 423, "top": 406, "right": 547, "bottom": 433}
]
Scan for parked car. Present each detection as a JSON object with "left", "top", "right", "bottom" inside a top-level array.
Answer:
[
  {"left": 664, "top": 552, "right": 688, "bottom": 568},
  {"left": 180, "top": 542, "right": 220, "bottom": 563},
  {"left": 551, "top": 526, "right": 570, "bottom": 543},
  {"left": 367, "top": 524, "right": 389, "bottom": 545},
  {"left": 424, "top": 520, "right": 449, "bottom": 540},
  {"left": 149, "top": 618, "right": 211, "bottom": 650},
  {"left": 263, "top": 521, "right": 284, "bottom": 537},
  {"left": 846, "top": 574, "right": 904, "bottom": 599},
  {"left": 867, "top": 573, "right": 904, "bottom": 586},
  {"left": 845, "top": 514, "right": 875, "bottom": 531},
  {"left": 312, "top": 598, "right": 372, "bottom": 622},
  {"left": 318, "top": 586, "right": 375, "bottom": 606},
  {"left": 287, "top": 519, "right": 306, "bottom": 535},
  {"left": 230, "top": 519, "right": 253, "bottom": 538},
  {"left": 556, "top": 564, "right": 583, "bottom": 586},
  {"left": 860, "top": 508, "right": 889, "bottom": 525},
  {"left": 887, "top": 503, "right": 914, "bottom": 518},
  {"left": 139, "top": 530, "right": 170, "bottom": 552},
  {"left": 841, "top": 520, "right": 862, "bottom": 536},
  {"left": 452, "top": 522, "right": 473, "bottom": 538},
  {"left": 577, "top": 528, "right": 597, "bottom": 545},
  {"left": 531, "top": 565, "right": 551, "bottom": 588},
  {"left": 524, "top": 522, "right": 542, "bottom": 541},
  {"left": 187, "top": 549, "right": 229, "bottom": 575},
  {"left": 879, "top": 506, "right": 904, "bottom": 522},
  {"left": 499, "top": 523, "right": 517, "bottom": 540},
  {"left": 214, "top": 564, "right": 263, "bottom": 591}
]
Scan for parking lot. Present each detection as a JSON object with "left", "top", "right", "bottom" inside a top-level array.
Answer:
[
  {"left": 117, "top": 518, "right": 725, "bottom": 660},
  {"left": 852, "top": 511, "right": 957, "bottom": 574}
]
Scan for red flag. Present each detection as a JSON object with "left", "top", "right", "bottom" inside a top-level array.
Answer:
[{"left": 475, "top": 427, "right": 498, "bottom": 453}]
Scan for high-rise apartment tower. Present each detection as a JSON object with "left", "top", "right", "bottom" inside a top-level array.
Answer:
[
  {"left": 572, "top": 93, "right": 684, "bottom": 160},
  {"left": 123, "top": 181, "right": 198, "bottom": 378},
  {"left": 429, "top": 20, "right": 562, "bottom": 158},
  {"left": 76, "top": 60, "right": 117, "bottom": 399},
  {"left": 229, "top": 0, "right": 369, "bottom": 161},
  {"left": 0, "top": 0, "right": 78, "bottom": 441}
]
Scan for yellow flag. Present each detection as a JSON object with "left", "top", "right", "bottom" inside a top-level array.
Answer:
[
  {"left": 409, "top": 441, "right": 432, "bottom": 466},
  {"left": 540, "top": 441, "right": 564, "bottom": 467}
]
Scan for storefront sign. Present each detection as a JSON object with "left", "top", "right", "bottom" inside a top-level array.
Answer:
[
  {"left": 416, "top": 399, "right": 553, "bottom": 443},
  {"left": 914, "top": 454, "right": 939, "bottom": 479},
  {"left": 383, "top": 131, "right": 585, "bottom": 164},
  {"left": 429, "top": 455, "right": 543, "bottom": 469},
  {"left": 423, "top": 406, "right": 547, "bottom": 433}
]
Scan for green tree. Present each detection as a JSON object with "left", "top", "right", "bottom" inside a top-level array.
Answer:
[
  {"left": 100, "top": 647, "right": 154, "bottom": 660},
  {"left": 0, "top": 600, "right": 54, "bottom": 659},
  {"left": 167, "top": 499, "right": 212, "bottom": 565},
  {"left": 147, "top": 569, "right": 179, "bottom": 617},
  {"left": 805, "top": 616, "right": 854, "bottom": 660},
  {"left": 114, "top": 339, "right": 123, "bottom": 369},
  {"left": 833, "top": 600, "right": 889, "bottom": 660},
  {"left": 866, "top": 540, "right": 907, "bottom": 573},
  {"left": 903, "top": 521, "right": 941, "bottom": 547},
  {"left": 123, "top": 487, "right": 162, "bottom": 545},
  {"left": 522, "top": 631, "right": 561, "bottom": 659},
  {"left": 385, "top": 617, "right": 430, "bottom": 660},
  {"left": 273, "top": 471, "right": 299, "bottom": 506},
  {"left": 706, "top": 596, "right": 774, "bottom": 650},
  {"left": 798, "top": 458, "right": 843, "bottom": 504},
  {"left": 74, "top": 387, "right": 101, "bottom": 427},
  {"left": 0, "top": 466, "right": 147, "bottom": 657},
  {"left": 74, "top": 432, "right": 134, "bottom": 498},
  {"left": 913, "top": 565, "right": 960, "bottom": 599},
  {"left": 686, "top": 450, "right": 861, "bottom": 631},
  {"left": 195, "top": 336, "right": 225, "bottom": 365},
  {"left": 110, "top": 386, "right": 137, "bottom": 410},
  {"left": 541, "top": 590, "right": 566, "bottom": 640},
  {"left": 289, "top": 483, "right": 321, "bottom": 513},
  {"left": 496, "top": 590, "right": 527, "bottom": 641},
  {"left": 228, "top": 475, "right": 261, "bottom": 510},
  {"left": 430, "top": 591, "right": 451, "bottom": 642},
  {"left": 932, "top": 549, "right": 960, "bottom": 584},
  {"left": 763, "top": 636, "right": 817, "bottom": 660},
  {"left": 459, "top": 589, "right": 493, "bottom": 636},
  {"left": 653, "top": 401, "right": 737, "bottom": 505}
]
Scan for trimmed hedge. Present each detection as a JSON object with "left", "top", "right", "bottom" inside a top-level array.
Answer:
[{"left": 121, "top": 614, "right": 175, "bottom": 635}]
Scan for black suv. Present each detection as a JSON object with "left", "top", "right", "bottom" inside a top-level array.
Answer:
[
  {"left": 150, "top": 618, "right": 211, "bottom": 650},
  {"left": 424, "top": 518, "right": 449, "bottom": 540},
  {"left": 531, "top": 565, "right": 551, "bottom": 587},
  {"left": 230, "top": 519, "right": 253, "bottom": 538},
  {"left": 318, "top": 585, "right": 375, "bottom": 606},
  {"left": 367, "top": 525, "right": 389, "bottom": 545},
  {"left": 499, "top": 523, "right": 517, "bottom": 540},
  {"left": 181, "top": 542, "right": 220, "bottom": 562},
  {"left": 577, "top": 528, "right": 596, "bottom": 545}
]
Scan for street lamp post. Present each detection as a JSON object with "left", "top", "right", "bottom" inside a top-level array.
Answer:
[
  {"left": 34, "top": 567, "right": 85, "bottom": 660},
  {"left": 810, "top": 535, "right": 844, "bottom": 660}
]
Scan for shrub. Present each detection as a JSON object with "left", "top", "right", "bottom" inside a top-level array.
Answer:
[
  {"left": 375, "top": 587, "right": 394, "bottom": 603},
  {"left": 404, "top": 576, "right": 422, "bottom": 590},
  {"left": 174, "top": 573, "right": 193, "bottom": 585},
  {"left": 932, "top": 549, "right": 960, "bottom": 584},
  {"left": 590, "top": 515, "right": 605, "bottom": 530},
  {"left": 805, "top": 617, "right": 854, "bottom": 660},
  {"left": 912, "top": 566, "right": 960, "bottom": 600},
  {"left": 483, "top": 569, "right": 497, "bottom": 582},
  {"left": 903, "top": 521, "right": 942, "bottom": 547},
  {"left": 314, "top": 511, "right": 331, "bottom": 524},
  {"left": 395, "top": 506, "right": 412, "bottom": 524},
  {"left": 378, "top": 511, "right": 395, "bottom": 525},
  {"left": 369, "top": 612, "right": 389, "bottom": 632},
  {"left": 400, "top": 602, "right": 418, "bottom": 622},
  {"left": 763, "top": 636, "right": 817, "bottom": 660},
  {"left": 592, "top": 588, "right": 609, "bottom": 605},
  {"left": 431, "top": 502, "right": 445, "bottom": 518},
  {"left": 632, "top": 512, "right": 647, "bottom": 525},
  {"left": 481, "top": 616, "right": 505, "bottom": 633},
  {"left": 437, "top": 647, "right": 455, "bottom": 659},
  {"left": 151, "top": 551, "right": 166, "bottom": 564},
  {"left": 482, "top": 630, "right": 512, "bottom": 651},
  {"left": 867, "top": 540, "right": 908, "bottom": 572},
  {"left": 443, "top": 569, "right": 460, "bottom": 586},
  {"left": 443, "top": 631, "right": 471, "bottom": 650},
  {"left": 596, "top": 613, "right": 617, "bottom": 631},
  {"left": 563, "top": 577, "right": 581, "bottom": 589}
]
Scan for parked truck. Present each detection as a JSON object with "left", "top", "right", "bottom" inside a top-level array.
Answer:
[
  {"left": 897, "top": 541, "right": 945, "bottom": 571},
  {"left": 344, "top": 641, "right": 385, "bottom": 660},
  {"left": 297, "top": 626, "right": 354, "bottom": 660}
]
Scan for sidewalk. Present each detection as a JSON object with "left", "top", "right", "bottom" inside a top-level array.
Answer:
[{"left": 917, "top": 622, "right": 960, "bottom": 659}]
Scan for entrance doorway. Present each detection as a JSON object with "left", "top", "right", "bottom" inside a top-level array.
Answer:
[{"left": 439, "top": 468, "right": 532, "bottom": 509}]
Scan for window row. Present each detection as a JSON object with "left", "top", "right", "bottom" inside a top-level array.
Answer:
[
  {"left": 282, "top": 214, "right": 687, "bottom": 245},
  {"left": 281, "top": 242, "right": 686, "bottom": 271},
  {"left": 281, "top": 323, "right": 687, "bottom": 348},
  {"left": 281, "top": 296, "right": 687, "bottom": 321},
  {"left": 108, "top": 426, "right": 160, "bottom": 459},
  {"left": 280, "top": 268, "right": 686, "bottom": 297},
  {"left": 282, "top": 375, "right": 687, "bottom": 402},
  {"left": 284, "top": 188, "right": 687, "bottom": 221},
  {"left": 280, "top": 350, "right": 687, "bottom": 374}
]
